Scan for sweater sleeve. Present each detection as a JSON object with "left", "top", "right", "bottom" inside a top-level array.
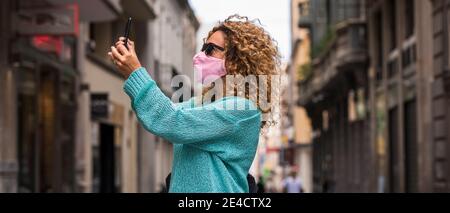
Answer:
[{"left": 123, "top": 67, "right": 261, "bottom": 145}]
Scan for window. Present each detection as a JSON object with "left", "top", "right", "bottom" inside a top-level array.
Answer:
[
  {"left": 337, "top": 0, "right": 363, "bottom": 22},
  {"left": 388, "top": 0, "right": 397, "bottom": 51},
  {"left": 405, "top": 0, "right": 415, "bottom": 38},
  {"left": 387, "top": 59, "right": 398, "bottom": 78},
  {"left": 402, "top": 44, "right": 417, "bottom": 68},
  {"left": 350, "top": 25, "right": 366, "bottom": 49},
  {"left": 298, "top": 1, "right": 310, "bottom": 17},
  {"left": 374, "top": 10, "right": 384, "bottom": 83},
  {"left": 388, "top": 107, "right": 399, "bottom": 192},
  {"left": 89, "top": 22, "right": 113, "bottom": 61},
  {"left": 89, "top": 20, "right": 127, "bottom": 63},
  {"left": 326, "top": 0, "right": 332, "bottom": 26},
  {"left": 60, "top": 75, "right": 77, "bottom": 192},
  {"left": 17, "top": 64, "right": 38, "bottom": 193}
]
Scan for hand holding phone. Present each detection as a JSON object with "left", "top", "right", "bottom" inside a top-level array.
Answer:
[
  {"left": 124, "top": 17, "right": 132, "bottom": 50},
  {"left": 110, "top": 16, "right": 141, "bottom": 78}
]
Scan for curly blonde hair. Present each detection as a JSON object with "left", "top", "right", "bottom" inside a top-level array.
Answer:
[{"left": 201, "top": 15, "right": 282, "bottom": 128}]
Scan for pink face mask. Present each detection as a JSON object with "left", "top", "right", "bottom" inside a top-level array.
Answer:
[{"left": 193, "top": 52, "right": 227, "bottom": 84}]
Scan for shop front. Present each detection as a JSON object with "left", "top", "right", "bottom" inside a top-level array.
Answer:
[
  {"left": 10, "top": 0, "right": 80, "bottom": 192},
  {"left": 13, "top": 37, "right": 78, "bottom": 193}
]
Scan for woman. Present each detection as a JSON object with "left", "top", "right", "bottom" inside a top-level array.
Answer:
[{"left": 109, "top": 15, "right": 280, "bottom": 193}]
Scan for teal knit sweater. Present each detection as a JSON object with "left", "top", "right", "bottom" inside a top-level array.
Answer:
[{"left": 123, "top": 67, "right": 262, "bottom": 193}]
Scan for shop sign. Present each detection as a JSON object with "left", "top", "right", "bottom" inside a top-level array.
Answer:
[
  {"left": 14, "top": 4, "right": 79, "bottom": 37},
  {"left": 91, "top": 93, "right": 109, "bottom": 120}
]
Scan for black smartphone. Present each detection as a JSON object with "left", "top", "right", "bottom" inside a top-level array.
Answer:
[{"left": 124, "top": 17, "right": 132, "bottom": 50}]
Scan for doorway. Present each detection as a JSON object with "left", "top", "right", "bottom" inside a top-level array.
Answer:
[
  {"left": 93, "top": 123, "right": 121, "bottom": 193},
  {"left": 388, "top": 107, "right": 399, "bottom": 193},
  {"left": 99, "top": 123, "right": 115, "bottom": 193},
  {"left": 404, "top": 99, "right": 418, "bottom": 193}
]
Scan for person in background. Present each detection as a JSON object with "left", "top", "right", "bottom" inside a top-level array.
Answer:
[
  {"left": 257, "top": 176, "right": 266, "bottom": 193},
  {"left": 282, "top": 171, "right": 303, "bottom": 193}
]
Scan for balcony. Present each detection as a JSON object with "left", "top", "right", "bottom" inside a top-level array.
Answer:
[
  {"left": 298, "top": 15, "right": 312, "bottom": 29},
  {"left": 298, "top": 20, "right": 368, "bottom": 107}
]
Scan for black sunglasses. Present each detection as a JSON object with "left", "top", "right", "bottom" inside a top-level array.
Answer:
[{"left": 201, "top": 41, "right": 225, "bottom": 56}]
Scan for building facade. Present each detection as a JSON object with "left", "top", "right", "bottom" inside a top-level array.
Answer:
[
  {"left": 298, "top": 0, "right": 371, "bottom": 193},
  {"left": 366, "top": 0, "right": 434, "bottom": 193},
  {"left": 288, "top": 0, "right": 314, "bottom": 193},
  {"left": 297, "top": 0, "right": 443, "bottom": 193},
  {"left": 429, "top": 0, "right": 450, "bottom": 192},
  {"left": 0, "top": 0, "right": 82, "bottom": 193},
  {"left": 0, "top": 0, "right": 198, "bottom": 193},
  {"left": 0, "top": 0, "right": 17, "bottom": 193}
]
